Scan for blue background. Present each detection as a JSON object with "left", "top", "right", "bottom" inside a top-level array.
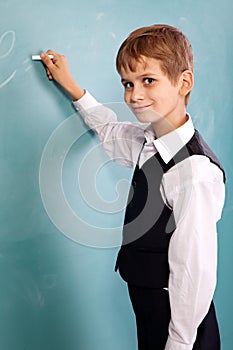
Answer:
[{"left": 0, "top": 0, "right": 232, "bottom": 349}]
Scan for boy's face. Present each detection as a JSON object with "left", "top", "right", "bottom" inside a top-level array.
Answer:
[{"left": 120, "top": 56, "right": 187, "bottom": 132}]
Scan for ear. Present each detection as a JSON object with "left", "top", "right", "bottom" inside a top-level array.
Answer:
[{"left": 179, "top": 70, "right": 194, "bottom": 97}]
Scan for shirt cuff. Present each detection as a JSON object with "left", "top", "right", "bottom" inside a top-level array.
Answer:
[
  {"left": 72, "top": 90, "right": 101, "bottom": 111},
  {"left": 164, "top": 336, "right": 193, "bottom": 350}
]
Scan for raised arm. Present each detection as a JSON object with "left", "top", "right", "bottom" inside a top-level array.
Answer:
[
  {"left": 40, "top": 50, "right": 85, "bottom": 101},
  {"left": 39, "top": 50, "right": 146, "bottom": 168}
]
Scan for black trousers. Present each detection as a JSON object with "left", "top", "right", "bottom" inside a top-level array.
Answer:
[{"left": 128, "top": 285, "right": 220, "bottom": 350}]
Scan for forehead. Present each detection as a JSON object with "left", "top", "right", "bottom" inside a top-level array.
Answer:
[{"left": 119, "top": 56, "right": 164, "bottom": 78}]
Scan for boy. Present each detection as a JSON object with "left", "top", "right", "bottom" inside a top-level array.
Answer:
[{"left": 40, "top": 24, "right": 225, "bottom": 349}]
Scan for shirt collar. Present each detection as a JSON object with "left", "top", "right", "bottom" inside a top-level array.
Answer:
[{"left": 144, "top": 114, "right": 195, "bottom": 164}]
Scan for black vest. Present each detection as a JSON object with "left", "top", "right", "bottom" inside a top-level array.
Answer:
[{"left": 115, "top": 130, "right": 225, "bottom": 288}]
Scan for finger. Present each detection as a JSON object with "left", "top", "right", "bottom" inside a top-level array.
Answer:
[
  {"left": 46, "top": 67, "right": 53, "bottom": 80},
  {"left": 40, "top": 52, "right": 55, "bottom": 69},
  {"left": 46, "top": 50, "right": 62, "bottom": 64},
  {"left": 46, "top": 49, "right": 60, "bottom": 57}
]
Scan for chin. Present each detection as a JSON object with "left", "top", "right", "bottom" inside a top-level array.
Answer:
[{"left": 134, "top": 109, "right": 163, "bottom": 124}]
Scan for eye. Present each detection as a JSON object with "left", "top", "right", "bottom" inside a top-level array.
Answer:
[
  {"left": 144, "top": 77, "right": 155, "bottom": 85},
  {"left": 122, "top": 81, "right": 133, "bottom": 89}
]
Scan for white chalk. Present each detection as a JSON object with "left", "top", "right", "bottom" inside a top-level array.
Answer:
[{"left": 31, "top": 54, "right": 54, "bottom": 60}]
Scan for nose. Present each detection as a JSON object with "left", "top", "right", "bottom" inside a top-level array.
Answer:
[{"left": 128, "top": 85, "right": 144, "bottom": 103}]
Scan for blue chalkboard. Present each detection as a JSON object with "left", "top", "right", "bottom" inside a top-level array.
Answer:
[{"left": 0, "top": 0, "right": 232, "bottom": 349}]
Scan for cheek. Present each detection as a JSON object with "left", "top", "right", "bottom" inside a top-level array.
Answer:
[{"left": 124, "top": 91, "right": 130, "bottom": 104}]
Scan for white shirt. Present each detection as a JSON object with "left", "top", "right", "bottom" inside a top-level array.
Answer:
[{"left": 73, "top": 91, "right": 225, "bottom": 350}]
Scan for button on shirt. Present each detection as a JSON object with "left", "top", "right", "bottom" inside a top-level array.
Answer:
[{"left": 73, "top": 91, "right": 225, "bottom": 350}]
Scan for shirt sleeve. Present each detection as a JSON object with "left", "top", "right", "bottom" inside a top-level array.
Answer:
[
  {"left": 73, "top": 91, "right": 147, "bottom": 168},
  {"left": 161, "top": 155, "right": 225, "bottom": 350}
]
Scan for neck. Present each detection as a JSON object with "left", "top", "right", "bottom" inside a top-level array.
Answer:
[{"left": 152, "top": 112, "right": 188, "bottom": 138}]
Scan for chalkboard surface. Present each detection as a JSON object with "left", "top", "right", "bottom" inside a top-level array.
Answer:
[{"left": 0, "top": 0, "right": 232, "bottom": 349}]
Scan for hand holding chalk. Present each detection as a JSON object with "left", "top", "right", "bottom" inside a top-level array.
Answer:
[
  {"left": 38, "top": 50, "right": 85, "bottom": 101},
  {"left": 39, "top": 50, "right": 72, "bottom": 83}
]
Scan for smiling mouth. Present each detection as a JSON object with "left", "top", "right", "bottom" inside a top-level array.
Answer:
[{"left": 131, "top": 104, "right": 152, "bottom": 113}]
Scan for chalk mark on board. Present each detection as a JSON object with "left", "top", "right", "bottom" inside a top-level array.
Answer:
[
  {"left": 110, "top": 32, "right": 116, "bottom": 39},
  {"left": 0, "top": 30, "right": 15, "bottom": 59},
  {"left": 0, "top": 30, "right": 17, "bottom": 88},
  {"left": 0, "top": 70, "right": 17, "bottom": 88},
  {"left": 96, "top": 12, "right": 105, "bottom": 21},
  {"left": 23, "top": 58, "right": 32, "bottom": 72}
]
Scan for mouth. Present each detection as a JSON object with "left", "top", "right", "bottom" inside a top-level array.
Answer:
[{"left": 131, "top": 104, "right": 152, "bottom": 113}]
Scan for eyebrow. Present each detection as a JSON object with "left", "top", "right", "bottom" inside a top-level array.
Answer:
[
  {"left": 140, "top": 72, "right": 160, "bottom": 77},
  {"left": 121, "top": 72, "right": 160, "bottom": 82}
]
